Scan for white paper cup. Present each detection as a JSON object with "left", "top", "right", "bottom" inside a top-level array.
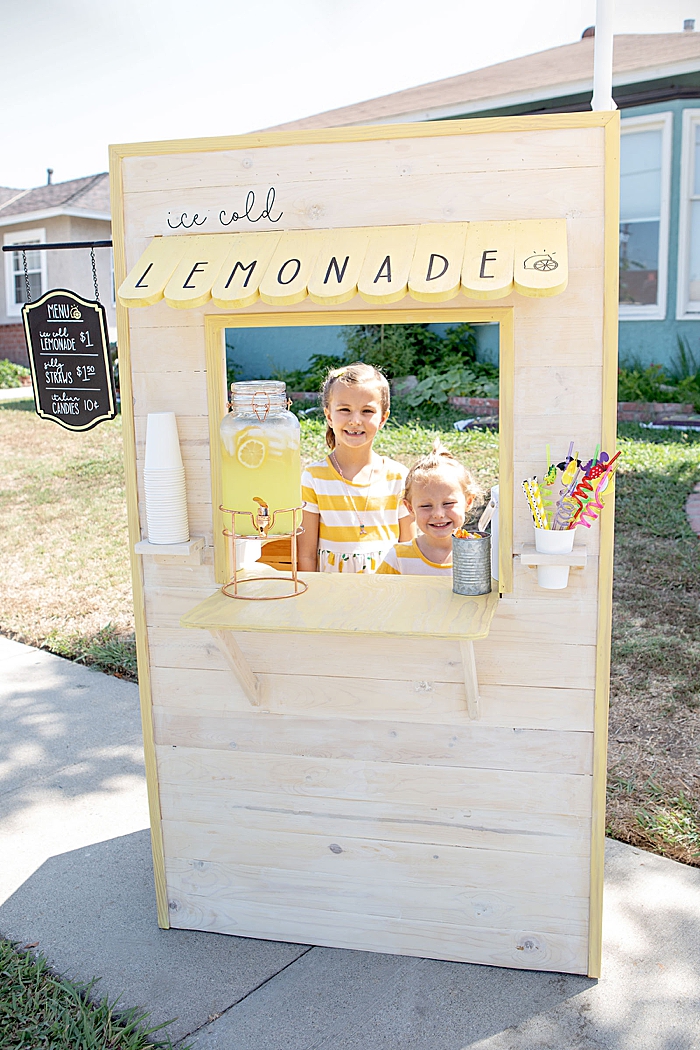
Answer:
[
  {"left": 147, "top": 526, "right": 190, "bottom": 544},
  {"left": 145, "top": 412, "right": 183, "bottom": 471},
  {"left": 534, "top": 527, "right": 575, "bottom": 589}
]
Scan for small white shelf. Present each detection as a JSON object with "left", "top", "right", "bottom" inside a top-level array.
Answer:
[
  {"left": 135, "top": 536, "right": 205, "bottom": 564},
  {"left": 519, "top": 544, "right": 588, "bottom": 569}
]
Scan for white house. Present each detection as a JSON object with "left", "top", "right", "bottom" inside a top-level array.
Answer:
[{"left": 0, "top": 173, "right": 114, "bottom": 365}]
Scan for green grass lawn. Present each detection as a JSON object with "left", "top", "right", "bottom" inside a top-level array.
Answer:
[
  {"left": 0, "top": 401, "right": 698, "bottom": 867},
  {"left": 0, "top": 940, "right": 184, "bottom": 1049}
]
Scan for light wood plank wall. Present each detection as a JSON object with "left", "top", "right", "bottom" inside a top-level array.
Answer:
[{"left": 112, "top": 114, "right": 618, "bottom": 978}]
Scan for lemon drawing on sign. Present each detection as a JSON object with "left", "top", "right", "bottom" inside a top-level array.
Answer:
[{"left": 237, "top": 437, "right": 266, "bottom": 469}]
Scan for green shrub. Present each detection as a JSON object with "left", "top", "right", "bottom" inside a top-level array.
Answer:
[
  {"left": 342, "top": 322, "right": 477, "bottom": 378},
  {"left": 270, "top": 352, "right": 346, "bottom": 392},
  {"left": 618, "top": 342, "right": 700, "bottom": 411},
  {"left": 402, "top": 364, "right": 499, "bottom": 407},
  {"left": 268, "top": 323, "right": 487, "bottom": 405},
  {"left": 0, "top": 358, "right": 30, "bottom": 388}
]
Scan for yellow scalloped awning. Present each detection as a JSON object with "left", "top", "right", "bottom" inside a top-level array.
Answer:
[{"left": 118, "top": 219, "right": 567, "bottom": 310}]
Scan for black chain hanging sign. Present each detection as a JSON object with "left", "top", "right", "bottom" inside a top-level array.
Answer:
[{"left": 7, "top": 239, "right": 117, "bottom": 432}]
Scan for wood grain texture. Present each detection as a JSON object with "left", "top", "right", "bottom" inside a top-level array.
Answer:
[
  {"left": 152, "top": 708, "right": 593, "bottom": 773},
  {"left": 460, "top": 640, "right": 480, "bottom": 719},
  {"left": 114, "top": 114, "right": 614, "bottom": 972},
  {"left": 588, "top": 110, "right": 621, "bottom": 980},
  {"left": 165, "top": 891, "right": 588, "bottom": 973},
  {"left": 156, "top": 747, "right": 592, "bottom": 822},
  {"left": 158, "top": 784, "right": 591, "bottom": 857},
  {"left": 210, "top": 630, "right": 261, "bottom": 706},
  {"left": 180, "top": 574, "right": 499, "bottom": 640},
  {"left": 120, "top": 126, "right": 605, "bottom": 194},
  {"left": 164, "top": 857, "right": 588, "bottom": 933},
  {"left": 149, "top": 664, "right": 594, "bottom": 730},
  {"left": 110, "top": 152, "right": 171, "bottom": 928}
]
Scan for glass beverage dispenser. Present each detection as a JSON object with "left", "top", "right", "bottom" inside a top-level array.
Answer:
[{"left": 220, "top": 381, "right": 302, "bottom": 536}]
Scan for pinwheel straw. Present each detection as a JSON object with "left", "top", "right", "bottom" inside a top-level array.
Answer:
[
  {"left": 522, "top": 477, "right": 549, "bottom": 529},
  {"left": 569, "top": 451, "right": 621, "bottom": 528}
]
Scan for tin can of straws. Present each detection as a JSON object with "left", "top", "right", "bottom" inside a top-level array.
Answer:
[{"left": 452, "top": 531, "right": 492, "bottom": 596}]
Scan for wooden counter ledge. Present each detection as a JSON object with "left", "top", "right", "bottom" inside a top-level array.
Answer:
[{"left": 181, "top": 571, "right": 499, "bottom": 641}]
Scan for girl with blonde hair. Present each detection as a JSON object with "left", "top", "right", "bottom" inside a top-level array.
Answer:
[{"left": 378, "top": 439, "right": 480, "bottom": 575}]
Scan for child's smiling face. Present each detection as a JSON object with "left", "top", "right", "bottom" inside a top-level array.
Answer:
[
  {"left": 407, "top": 475, "right": 469, "bottom": 545},
  {"left": 325, "top": 381, "right": 388, "bottom": 452}
]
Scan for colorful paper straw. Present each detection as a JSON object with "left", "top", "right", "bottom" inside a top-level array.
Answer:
[{"left": 523, "top": 477, "right": 549, "bottom": 529}]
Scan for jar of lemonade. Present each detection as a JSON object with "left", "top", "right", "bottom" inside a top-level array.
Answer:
[{"left": 220, "top": 381, "right": 301, "bottom": 536}]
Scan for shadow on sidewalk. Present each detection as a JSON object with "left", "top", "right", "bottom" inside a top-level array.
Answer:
[{"left": 0, "top": 829, "right": 596, "bottom": 1048}]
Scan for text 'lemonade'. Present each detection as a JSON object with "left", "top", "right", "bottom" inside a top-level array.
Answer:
[{"left": 220, "top": 381, "right": 301, "bottom": 536}]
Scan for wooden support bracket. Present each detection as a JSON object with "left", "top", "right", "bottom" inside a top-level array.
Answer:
[
  {"left": 519, "top": 544, "right": 588, "bottom": 569},
  {"left": 459, "top": 639, "right": 481, "bottom": 720},
  {"left": 210, "top": 629, "right": 262, "bottom": 707}
]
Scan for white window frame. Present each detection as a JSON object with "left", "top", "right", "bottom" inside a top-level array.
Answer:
[
  {"left": 619, "top": 111, "right": 672, "bottom": 322},
  {"left": 3, "top": 227, "right": 47, "bottom": 317},
  {"left": 676, "top": 108, "right": 700, "bottom": 319}
]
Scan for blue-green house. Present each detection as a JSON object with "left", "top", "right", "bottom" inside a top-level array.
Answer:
[{"left": 230, "top": 27, "right": 700, "bottom": 378}]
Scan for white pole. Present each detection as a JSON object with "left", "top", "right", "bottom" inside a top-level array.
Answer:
[{"left": 591, "top": 0, "right": 616, "bottom": 111}]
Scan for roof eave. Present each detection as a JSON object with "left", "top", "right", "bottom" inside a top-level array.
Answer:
[
  {"left": 0, "top": 207, "right": 111, "bottom": 229},
  {"left": 298, "top": 54, "right": 700, "bottom": 130}
]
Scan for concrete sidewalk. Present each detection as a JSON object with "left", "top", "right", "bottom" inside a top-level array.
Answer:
[
  {"left": 0, "top": 386, "right": 33, "bottom": 402},
  {"left": 0, "top": 635, "right": 698, "bottom": 1049}
]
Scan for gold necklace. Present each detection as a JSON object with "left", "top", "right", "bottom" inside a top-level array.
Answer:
[{"left": 331, "top": 452, "right": 378, "bottom": 536}]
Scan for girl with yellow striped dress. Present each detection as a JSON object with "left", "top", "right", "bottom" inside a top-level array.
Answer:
[{"left": 298, "top": 363, "right": 416, "bottom": 573}]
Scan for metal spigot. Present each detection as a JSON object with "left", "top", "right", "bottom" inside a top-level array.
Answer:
[{"left": 253, "top": 497, "right": 271, "bottom": 537}]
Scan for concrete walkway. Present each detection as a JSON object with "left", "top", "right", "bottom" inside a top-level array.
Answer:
[
  {"left": 0, "top": 635, "right": 698, "bottom": 1049},
  {"left": 0, "top": 386, "right": 33, "bottom": 402}
]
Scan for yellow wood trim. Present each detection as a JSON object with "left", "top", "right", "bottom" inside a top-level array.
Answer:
[
  {"left": 205, "top": 320, "right": 228, "bottom": 583},
  {"left": 588, "top": 111, "right": 620, "bottom": 980},
  {"left": 498, "top": 308, "right": 514, "bottom": 593},
  {"left": 205, "top": 307, "right": 513, "bottom": 591},
  {"left": 109, "top": 111, "right": 619, "bottom": 162},
  {"left": 109, "top": 153, "right": 170, "bottom": 930}
]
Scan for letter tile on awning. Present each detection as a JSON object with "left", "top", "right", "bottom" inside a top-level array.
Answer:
[
  {"left": 118, "top": 220, "right": 568, "bottom": 310},
  {"left": 408, "top": 223, "right": 468, "bottom": 302},
  {"left": 307, "top": 228, "right": 371, "bottom": 305},
  {"left": 210, "top": 232, "right": 281, "bottom": 309},
  {"left": 461, "top": 222, "right": 515, "bottom": 300},
  {"left": 164, "top": 235, "right": 232, "bottom": 309},
  {"left": 514, "top": 219, "right": 568, "bottom": 297}
]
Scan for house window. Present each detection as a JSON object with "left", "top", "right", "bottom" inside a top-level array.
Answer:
[
  {"left": 3, "top": 228, "right": 47, "bottom": 317},
  {"left": 619, "top": 114, "right": 671, "bottom": 322},
  {"left": 677, "top": 109, "right": 700, "bottom": 318},
  {"left": 11, "top": 246, "right": 42, "bottom": 303}
]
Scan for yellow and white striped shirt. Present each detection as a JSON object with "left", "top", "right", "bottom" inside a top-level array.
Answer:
[
  {"left": 302, "top": 456, "right": 409, "bottom": 573},
  {"left": 376, "top": 539, "right": 453, "bottom": 576}
]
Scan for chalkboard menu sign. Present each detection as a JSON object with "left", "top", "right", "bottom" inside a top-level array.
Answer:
[{"left": 22, "top": 289, "right": 117, "bottom": 432}]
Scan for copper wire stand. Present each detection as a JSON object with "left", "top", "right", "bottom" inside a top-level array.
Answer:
[{"left": 220, "top": 504, "right": 307, "bottom": 600}]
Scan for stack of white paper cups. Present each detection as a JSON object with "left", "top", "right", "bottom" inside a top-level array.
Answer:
[{"left": 144, "top": 412, "right": 189, "bottom": 544}]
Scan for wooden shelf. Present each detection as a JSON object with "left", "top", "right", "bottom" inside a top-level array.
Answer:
[
  {"left": 181, "top": 570, "right": 499, "bottom": 641},
  {"left": 519, "top": 544, "right": 588, "bottom": 569},
  {"left": 135, "top": 536, "right": 205, "bottom": 564}
]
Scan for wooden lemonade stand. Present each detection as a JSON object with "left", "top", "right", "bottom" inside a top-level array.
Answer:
[{"left": 111, "top": 111, "right": 619, "bottom": 977}]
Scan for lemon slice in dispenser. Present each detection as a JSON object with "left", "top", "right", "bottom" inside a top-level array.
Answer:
[{"left": 237, "top": 437, "right": 266, "bottom": 469}]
